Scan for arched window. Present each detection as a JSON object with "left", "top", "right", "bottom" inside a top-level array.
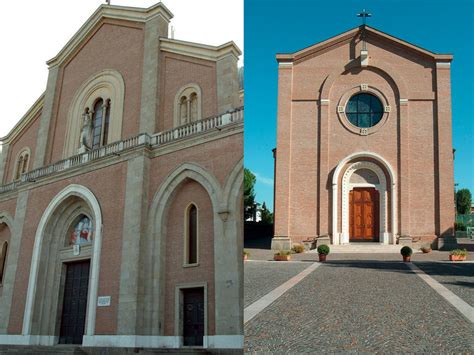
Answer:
[
  {"left": 69, "top": 215, "right": 93, "bottom": 246},
  {"left": 186, "top": 204, "right": 198, "bottom": 265},
  {"left": 91, "top": 99, "right": 111, "bottom": 149},
  {"left": 65, "top": 69, "right": 125, "bottom": 158},
  {"left": 14, "top": 148, "right": 30, "bottom": 180},
  {"left": 174, "top": 84, "right": 202, "bottom": 127},
  {"left": 0, "top": 242, "right": 8, "bottom": 285}
]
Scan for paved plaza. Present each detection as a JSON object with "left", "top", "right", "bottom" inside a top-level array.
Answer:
[{"left": 244, "top": 251, "right": 474, "bottom": 353}]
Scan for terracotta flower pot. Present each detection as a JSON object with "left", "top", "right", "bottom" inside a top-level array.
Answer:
[
  {"left": 403, "top": 255, "right": 411, "bottom": 262},
  {"left": 421, "top": 248, "right": 432, "bottom": 254},
  {"left": 449, "top": 255, "right": 466, "bottom": 261},
  {"left": 318, "top": 254, "right": 327, "bottom": 262},
  {"left": 243, "top": 254, "right": 248, "bottom": 261},
  {"left": 274, "top": 255, "right": 291, "bottom": 261}
]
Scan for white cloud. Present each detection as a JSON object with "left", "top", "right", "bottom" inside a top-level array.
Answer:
[{"left": 254, "top": 172, "right": 274, "bottom": 186}]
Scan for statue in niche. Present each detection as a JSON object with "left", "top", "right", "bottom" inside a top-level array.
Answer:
[{"left": 78, "top": 109, "right": 93, "bottom": 153}]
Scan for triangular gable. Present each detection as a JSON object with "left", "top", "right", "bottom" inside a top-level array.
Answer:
[
  {"left": 276, "top": 25, "right": 452, "bottom": 63},
  {"left": 46, "top": 2, "right": 173, "bottom": 68}
]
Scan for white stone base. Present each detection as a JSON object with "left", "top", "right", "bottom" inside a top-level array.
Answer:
[
  {"left": 271, "top": 237, "right": 292, "bottom": 250},
  {"left": 0, "top": 334, "right": 244, "bottom": 349},
  {"left": 0, "top": 335, "right": 57, "bottom": 346}
]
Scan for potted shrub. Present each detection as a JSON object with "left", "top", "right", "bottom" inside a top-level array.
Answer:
[
  {"left": 243, "top": 250, "right": 249, "bottom": 261},
  {"left": 420, "top": 246, "right": 432, "bottom": 253},
  {"left": 274, "top": 250, "right": 291, "bottom": 261},
  {"left": 449, "top": 249, "right": 468, "bottom": 261},
  {"left": 291, "top": 243, "right": 305, "bottom": 254},
  {"left": 400, "top": 246, "right": 413, "bottom": 262},
  {"left": 317, "top": 244, "right": 330, "bottom": 262}
]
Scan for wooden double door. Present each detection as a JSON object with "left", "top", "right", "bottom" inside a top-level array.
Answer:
[
  {"left": 349, "top": 187, "right": 379, "bottom": 242},
  {"left": 59, "top": 260, "right": 90, "bottom": 344}
]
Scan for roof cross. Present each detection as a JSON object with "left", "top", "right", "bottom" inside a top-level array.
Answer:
[
  {"left": 357, "top": 9, "right": 372, "bottom": 26},
  {"left": 357, "top": 9, "right": 372, "bottom": 51}
]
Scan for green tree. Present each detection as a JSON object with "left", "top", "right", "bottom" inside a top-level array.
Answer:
[
  {"left": 260, "top": 201, "right": 274, "bottom": 224},
  {"left": 456, "top": 189, "right": 472, "bottom": 215},
  {"left": 244, "top": 168, "right": 256, "bottom": 219}
]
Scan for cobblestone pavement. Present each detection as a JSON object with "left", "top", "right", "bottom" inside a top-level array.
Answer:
[
  {"left": 244, "top": 261, "right": 309, "bottom": 307},
  {"left": 244, "top": 259, "right": 474, "bottom": 353},
  {"left": 415, "top": 261, "right": 474, "bottom": 307}
]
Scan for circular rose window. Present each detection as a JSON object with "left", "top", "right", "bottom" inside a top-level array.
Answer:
[{"left": 346, "top": 93, "right": 383, "bottom": 128}]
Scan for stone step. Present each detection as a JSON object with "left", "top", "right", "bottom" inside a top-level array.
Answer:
[
  {"left": 308, "top": 243, "right": 421, "bottom": 254},
  {"left": 0, "top": 346, "right": 215, "bottom": 354}
]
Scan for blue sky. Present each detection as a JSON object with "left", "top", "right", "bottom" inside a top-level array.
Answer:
[{"left": 244, "top": 0, "right": 474, "bottom": 211}]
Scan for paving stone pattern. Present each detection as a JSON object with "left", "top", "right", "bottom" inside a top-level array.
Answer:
[
  {"left": 415, "top": 261, "right": 474, "bottom": 307},
  {"left": 245, "top": 260, "right": 474, "bottom": 353},
  {"left": 244, "top": 261, "right": 309, "bottom": 307}
]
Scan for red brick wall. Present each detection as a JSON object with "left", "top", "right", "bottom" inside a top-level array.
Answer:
[
  {"left": 48, "top": 20, "right": 145, "bottom": 164},
  {"left": 4, "top": 112, "right": 41, "bottom": 184},
  {"left": 275, "top": 33, "right": 452, "bottom": 241},
  {"left": 159, "top": 53, "right": 218, "bottom": 132},
  {"left": 7, "top": 162, "right": 127, "bottom": 334}
]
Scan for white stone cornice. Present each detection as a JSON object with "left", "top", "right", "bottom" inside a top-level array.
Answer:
[
  {"left": 436, "top": 62, "right": 451, "bottom": 69},
  {"left": 46, "top": 3, "right": 174, "bottom": 68},
  {"left": 160, "top": 38, "right": 242, "bottom": 62},
  {"left": 0, "top": 94, "right": 44, "bottom": 145},
  {"left": 278, "top": 62, "right": 293, "bottom": 68}
]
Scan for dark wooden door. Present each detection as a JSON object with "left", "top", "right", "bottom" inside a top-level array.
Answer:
[
  {"left": 59, "top": 260, "right": 90, "bottom": 344},
  {"left": 349, "top": 188, "right": 379, "bottom": 241},
  {"left": 183, "top": 288, "right": 205, "bottom": 346}
]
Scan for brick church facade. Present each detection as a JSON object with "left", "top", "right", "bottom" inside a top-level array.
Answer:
[
  {"left": 0, "top": 3, "right": 243, "bottom": 350},
  {"left": 272, "top": 26, "right": 454, "bottom": 249}
]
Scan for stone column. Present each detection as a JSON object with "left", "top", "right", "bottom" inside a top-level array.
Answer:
[
  {"left": 435, "top": 62, "right": 455, "bottom": 238},
  {"left": 399, "top": 100, "right": 410, "bottom": 238},
  {"left": 214, "top": 204, "right": 243, "bottom": 339},
  {"left": 100, "top": 101, "right": 109, "bottom": 145},
  {"left": 0, "top": 143, "right": 9, "bottom": 184},
  {"left": 116, "top": 153, "right": 149, "bottom": 334},
  {"left": 0, "top": 191, "right": 29, "bottom": 332},
  {"left": 139, "top": 16, "right": 170, "bottom": 134},
  {"left": 33, "top": 66, "right": 59, "bottom": 169},
  {"left": 319, "top": 100, "right": 330, "bottom": 238},
  {"left": 271, "top": 63, "right": 293, "bottom": 250},
  {"left": 186, "top": 98, "right": 191, "bottom": 123},
  {"left": 216, "top": 53, "right": 240, "bottom": 114}
]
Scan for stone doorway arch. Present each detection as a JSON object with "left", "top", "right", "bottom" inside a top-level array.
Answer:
[
  {"left": 332, "top": 152, "right": 397, "bottom": 245},
  {"left": 341, "top": 161, "right": 388, "bottom": 244},
  {"left": 23, "top": 185, "right": 102, "bottom": 345}
]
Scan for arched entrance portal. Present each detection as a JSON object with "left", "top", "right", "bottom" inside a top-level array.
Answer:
[
  {"left": 23, "top": 185, "right": 102, "bottom": 345},
  {"left": 342, "top": 162, "right": 386, "bottom": 243},
  {"left": 332, "top": 152, "right": 397, "bottom": 245}
]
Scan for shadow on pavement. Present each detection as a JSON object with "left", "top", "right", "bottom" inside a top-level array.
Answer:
[{"left": 244, "top": 235, "right": 272, "bottom": 249}]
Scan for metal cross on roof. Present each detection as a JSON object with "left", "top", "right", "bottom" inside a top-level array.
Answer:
[
  {"left": 357, "top": 9, "right": 372, "bottom": 51},
  {"left": 357, "top": 9, "right": 372, "bottom": 26}
]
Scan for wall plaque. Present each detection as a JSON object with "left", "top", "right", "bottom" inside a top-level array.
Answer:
[{"left": 97, "top": 296, "right": 111, "bottom": 307}]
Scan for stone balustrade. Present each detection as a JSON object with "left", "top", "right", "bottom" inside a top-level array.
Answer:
[{"left": 0, "top": 107, "right": 243, "bottom": 195}]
